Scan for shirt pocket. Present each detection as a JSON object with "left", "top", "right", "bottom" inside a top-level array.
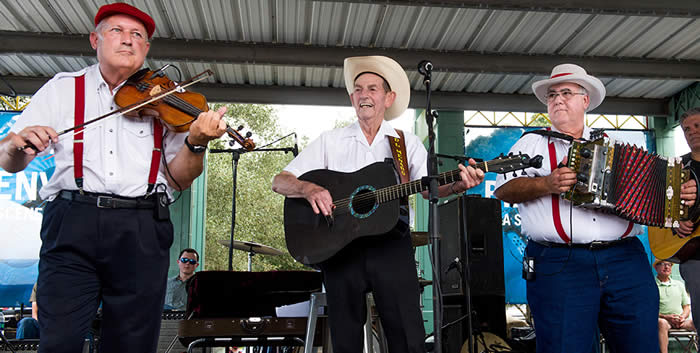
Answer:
[{"left": 121, "top": 117, "right": 154, "bottom": 166}]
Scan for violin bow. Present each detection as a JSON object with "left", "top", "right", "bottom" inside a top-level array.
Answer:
[{"left": 18, "top": 69, "right": 214, "bottom": 151}]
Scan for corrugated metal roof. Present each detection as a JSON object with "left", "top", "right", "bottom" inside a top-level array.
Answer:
[{"left": 0, "top": 0, "right": 697, "bottom": 109}]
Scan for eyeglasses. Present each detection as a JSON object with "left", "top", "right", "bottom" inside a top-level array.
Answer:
[
  {"left": 545, "top": 90, "right": 586, "bottom": 102},
  {"left": 180, "top": 258, "right": 198, "bottom": 265}
]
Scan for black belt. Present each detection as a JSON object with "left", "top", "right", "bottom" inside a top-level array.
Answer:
[
  {"left": 537, "top": 237, "right": 635, "bottom": 250},
  {"left": 58, "top": 190, "right": 157, "bottom": 209}
]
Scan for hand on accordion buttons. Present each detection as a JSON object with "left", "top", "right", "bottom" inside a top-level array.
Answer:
[
  {"left": 546, "top": 156, "right": 576, "bottom": 194},
  {"left": 680, "top": 179, "right": 697, "bottom": 208},
  {"left": 676, "top": 221, "right": 694, "bottom": 238}
]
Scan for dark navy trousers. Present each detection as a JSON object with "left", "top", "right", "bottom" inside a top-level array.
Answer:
[
  {"left": 319, "top": 232, "right": 426, "bottom": 353},
  {"left": 37, "top": 197, "right": 172, "bottom": 353},
  {"left": 525, "top": 237, "right": 659, "bottom": 353}
]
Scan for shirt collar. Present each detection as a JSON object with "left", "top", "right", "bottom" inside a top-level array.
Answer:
[
  {"left": 86, "top": 63, "right": 129, "bottom": 95},
  {"left": 656, "top": 277, "right": 673, "bottom": 286},
  {"left": 550, "top": 124, "right": 592, "bottom": 140},
  {"left": 343, "top": 120, "right": 398, "bottom": 145}
]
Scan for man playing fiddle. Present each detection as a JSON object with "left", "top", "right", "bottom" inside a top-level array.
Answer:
[{"left": 0, "top": 3, "right": 226, "bottom": 353}]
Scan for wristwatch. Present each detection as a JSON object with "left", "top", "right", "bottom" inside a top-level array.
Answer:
[{"left": 185, "top": 136, "right": 207, "bottom": 154}]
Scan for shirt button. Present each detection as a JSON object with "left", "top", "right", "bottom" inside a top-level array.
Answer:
[
  {"left": 139, "top": 130, "right": 144, "bottom": 134},
  {"left": 109, "top": 150, "right": 113, "bottom": 154},
  {"left": 109, "top": 172, "right": 113, "bottom": 176},
  {"left": 109, "top": 129, "right": 114, "bottom": 133}
]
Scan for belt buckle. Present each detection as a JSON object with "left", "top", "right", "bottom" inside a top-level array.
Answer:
[
  {"left": 589, "top": 240, "right": 605, "bottom": 250},
  {"left": 96, "top": 196, "right": 114, "bottom": 208}
]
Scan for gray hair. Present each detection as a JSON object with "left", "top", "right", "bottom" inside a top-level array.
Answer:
[
  {"left": 680, "top": 107, "right": 700, "bottom": 125},
  {"left": 93, "top": 18, "right": 149, "bottom": 43}
]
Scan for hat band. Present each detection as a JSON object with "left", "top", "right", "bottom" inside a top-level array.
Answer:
[{"left": 550, "top": 72, "right": 573, "bottom": 79}]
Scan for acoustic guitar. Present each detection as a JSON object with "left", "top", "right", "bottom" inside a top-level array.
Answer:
[
  {"left": 283, "top": 154, "right": 542, "bottom": 265},
  {"left": 648, "top": 226, "right": 700, "bottom": 263}
]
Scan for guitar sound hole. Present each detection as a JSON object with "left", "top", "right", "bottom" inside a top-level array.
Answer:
[{"left": 352, "top": 189, "right": 377, "bottom": 215}]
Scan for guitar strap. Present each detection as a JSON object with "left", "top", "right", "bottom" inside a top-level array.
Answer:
[
  {"left": 389, "top": 129, "right": 410, "bottom": 206},
  {"left": 389, "top": 129, "right": 410, "bottom": 184}
]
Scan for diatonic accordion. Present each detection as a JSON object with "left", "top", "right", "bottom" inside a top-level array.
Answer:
[{"left": 564, "top": 137, "right": 690, "bottom": 228}]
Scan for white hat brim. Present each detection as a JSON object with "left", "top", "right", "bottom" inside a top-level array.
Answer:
[
  {"left": 343, "top": 56, "right": 410, "bottom": 121},
  {"left": 532, "top": 74, "right": 606, "bottom": 112}
]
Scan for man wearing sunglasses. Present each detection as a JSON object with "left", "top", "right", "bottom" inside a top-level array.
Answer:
[{"left": 165, "top": 248, "right": 200, "bottom": 311}]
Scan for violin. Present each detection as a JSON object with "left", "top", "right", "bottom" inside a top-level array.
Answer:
[
  {"left": 19, "top": 68, "right": 255, "bottom": 151},
  {"left": 115, "top": 68, "right": 255, "bottom": 150}
]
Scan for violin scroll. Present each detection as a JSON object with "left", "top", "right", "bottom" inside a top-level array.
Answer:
[{"left": 226, "top": 125, "right": 255, "bottom": 150}]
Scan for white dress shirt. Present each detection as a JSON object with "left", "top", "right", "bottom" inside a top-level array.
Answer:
[
  {"left": 494, "top": 125, "right": 642, "bottom": 243},
  {"left": 284, "top": 120, "right": 428, "bottom": 182},
  {"left": 10, "top": 64, "right": 186, "bottom": 200}
]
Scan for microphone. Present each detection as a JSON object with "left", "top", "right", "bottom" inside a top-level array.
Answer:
[
  {"left": 417, "top": 60, "right": 433, "bottom": 76},
  {"left": 292, "top": 133, "right": 299, "bottom": 157},
  {"left": 444, "top": 257, "right": 462, "bottom": 274}
]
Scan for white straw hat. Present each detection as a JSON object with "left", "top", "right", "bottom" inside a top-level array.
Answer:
[
  {"left": 343, "top": 56, "right": 410, "bottom": 120},
  {"left": 532, "top": 63, "right": 606, "bottom": 111}
]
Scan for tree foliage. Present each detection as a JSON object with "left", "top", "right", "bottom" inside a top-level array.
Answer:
[{"left": 204, "top": 103, "right": 306, "bottom": 271}]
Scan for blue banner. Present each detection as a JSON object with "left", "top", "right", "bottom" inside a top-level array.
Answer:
[{"left": 0, "top": 111, "right": 54, "bottom": 307}]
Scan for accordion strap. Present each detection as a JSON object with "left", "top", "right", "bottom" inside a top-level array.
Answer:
[{"left": 522, "top": 129, "right": 574, "bottom": 142}]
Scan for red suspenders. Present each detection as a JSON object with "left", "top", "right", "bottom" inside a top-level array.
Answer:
[
  {"left": 544, "top": 129, "right": 633, "bottom": 242},
  {"left": 73, "top": 75, "right": 163, "bottom": 194}
]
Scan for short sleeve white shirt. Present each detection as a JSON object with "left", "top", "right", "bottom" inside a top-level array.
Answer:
[
  {"left": 494, "top": 125, "right": 642, "bottom": 243},
  {"left": 284, "top": 120, "right": 428, "bottom": 181},
  {"left": 10, "top": 64, "right": 186, "bottom": 200}
]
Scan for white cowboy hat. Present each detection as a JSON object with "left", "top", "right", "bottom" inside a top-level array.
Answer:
[
  {"left": 343, "top": 56, "right": 410, "bottom": 121},
  {"left": 531, "top": 63, "right": 606, "bottom": 111}
]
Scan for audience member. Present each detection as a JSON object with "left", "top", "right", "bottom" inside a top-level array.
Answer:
[
  {"left": 164, "top": 248, "right": 199, "bottom": 311},
  {"left": 15, "top": 282, "right": 39, "bottom": 339},
  {"left": 656, "top": 260, "right": 695, "bottom": 353}
]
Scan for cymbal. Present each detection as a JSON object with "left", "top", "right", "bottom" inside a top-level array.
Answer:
[
  {"left": 217, "top": 239, "right": 285, "bottom": 256},
  {"left": 411, "top": 231, "right": 429, "bottom": 247}
]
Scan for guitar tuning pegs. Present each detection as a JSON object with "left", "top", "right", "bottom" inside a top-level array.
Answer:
[
  {"left": 245, "top": 132, "right": 252, "bottom": 138},
  {"left": 499, "top": 153, "right": 504, "bottom": 158},
  {"left": 512, "top": 171, "right": 517, "bottom": 177},
  {"left": 238, "top": 125, "right": 244, "bottom": 131},
  {"left": 521, "top": 170, "right": 527, "bottom": 176}
]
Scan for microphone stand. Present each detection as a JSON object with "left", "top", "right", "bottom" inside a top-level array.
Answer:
[
  {"left": 209, "top": 145, "right": 296, "bottom": 271},
  {"left": 436, "top": 155, "right": 475, "bottom": 353},
  {"left": 418, "top": 60, "right": 443, "bottom": 353}
]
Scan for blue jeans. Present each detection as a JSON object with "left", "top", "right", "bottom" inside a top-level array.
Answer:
[
  {"left": 525, "top": 237, "right": 659, "bottom": 353},
  {"left": 16, "top": 317, "right": 39, "bottom": 339}
]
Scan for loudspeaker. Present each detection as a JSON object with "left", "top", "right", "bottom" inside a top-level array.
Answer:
[
  {"left": 437, "top": 195, "right": 504, "bottom": 298},
  {"left": 438, "top": 197, "right": 466, "bottom": 297},
  {"left": 442, "top": 304, "right": 467, "bottom": 353},
  {"left": 437, "top": 195, "right": 507, "bottom": 340},
  {"left": 462, "top": 195, "right": 505, "bottom": 297}
]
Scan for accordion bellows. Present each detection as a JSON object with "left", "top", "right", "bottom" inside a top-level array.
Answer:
[{"left": 564, "top": 137, "right": 691, "bottom": 228}]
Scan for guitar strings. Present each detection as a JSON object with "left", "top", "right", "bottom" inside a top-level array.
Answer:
[{"left": 331, "top": 159, "right": 519, "bottom": 214}]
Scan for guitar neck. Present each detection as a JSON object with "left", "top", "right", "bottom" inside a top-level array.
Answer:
[{"left": 376, "top": 161, "right": 491, "bottom": 202}]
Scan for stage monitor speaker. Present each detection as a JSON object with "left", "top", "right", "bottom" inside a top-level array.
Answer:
[
  {"left": 438, "top": 195, "right": 504, "bottom": 298},
  {"left": 463, "top": 195, "right": 505, "bottom": 297}
]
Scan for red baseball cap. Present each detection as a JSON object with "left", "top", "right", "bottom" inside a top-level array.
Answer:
[{"left": 94, "top": 3, "right": 155, "bottom": 38}]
